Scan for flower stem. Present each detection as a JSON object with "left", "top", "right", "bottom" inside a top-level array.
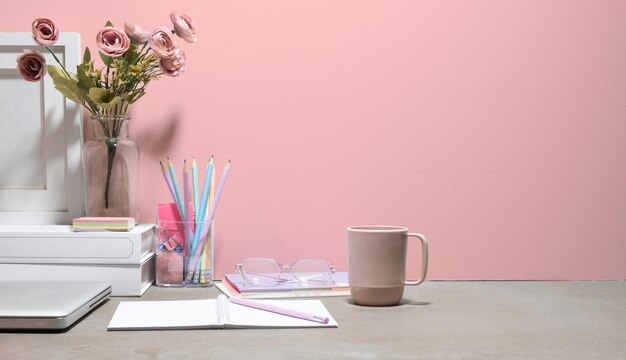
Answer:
[
  {"left": 105, "top": 57, "right": 112, "bottom": 89},
  {"left": 104, "top": 136, "right": 118, "bottom": 209},
  {"left": 45, "top": 46, "right": 72, "bottom": 78}
]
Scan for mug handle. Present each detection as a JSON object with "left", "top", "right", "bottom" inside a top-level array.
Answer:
[{"left": 405, "top": 233, "right": 429, "bottom": 286}]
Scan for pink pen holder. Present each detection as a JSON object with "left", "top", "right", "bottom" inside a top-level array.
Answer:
[{"left": 155, "top": 219, "right": 214, "bottom": 287}]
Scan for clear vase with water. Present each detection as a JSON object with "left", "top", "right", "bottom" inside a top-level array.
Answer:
[{"left": 83, "top": 115, "right": 139, "bottom": 220}]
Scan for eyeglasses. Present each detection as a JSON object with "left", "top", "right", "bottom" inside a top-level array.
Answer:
[{"left": 234, "top": 258, "right": 336, "bottom": 286}]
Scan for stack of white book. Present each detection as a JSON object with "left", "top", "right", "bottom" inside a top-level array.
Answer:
[{"left": 0, "top": 224, "right": 155, "bottom": 296}]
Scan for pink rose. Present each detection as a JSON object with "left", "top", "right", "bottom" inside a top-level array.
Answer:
[
  {"left": 16, "top": 49, "right": 47, "bottom": 82},
  {"left": 32, "top": 18, "right": 59, "bottom": 46},
  {"left": 96, "top": 27, "right": 130, "bottom": 58},
  {"left": 124, "top": 22, "right": 150, "bottom": 44},
  {"left": 149, "top": 27, "right": 179, "bottom": 58},
  {"left": 159, "top": 49, "right": 186, "bottom": 77},
  {"left": 170, "top": 12, "right": 196, "bottom": 43}
]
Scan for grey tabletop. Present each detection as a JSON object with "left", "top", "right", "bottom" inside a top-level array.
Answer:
[{"left": 1, "top": 281, "right": 625, "bottom": 359}]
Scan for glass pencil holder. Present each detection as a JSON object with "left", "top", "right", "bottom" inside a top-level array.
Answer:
[{"left": 155, "top": 219, "right": 215, "bottom": 287}]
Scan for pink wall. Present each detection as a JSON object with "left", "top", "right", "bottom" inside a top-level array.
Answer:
[{"left": 4, "top": 0, "right": 626, "bottom": 279}]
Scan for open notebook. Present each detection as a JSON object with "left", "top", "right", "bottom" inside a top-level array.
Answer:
[{"left": 108, "top": 294, "right": 338, "bottom": 330}]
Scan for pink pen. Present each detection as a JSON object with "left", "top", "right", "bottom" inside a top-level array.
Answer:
[{"left": 229, "top": 298, "right": 330, "bottom": 324}]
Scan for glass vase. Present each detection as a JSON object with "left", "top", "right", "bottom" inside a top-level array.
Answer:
[{"left": 83, "top": 115, "right": 139, "bottom": 220}]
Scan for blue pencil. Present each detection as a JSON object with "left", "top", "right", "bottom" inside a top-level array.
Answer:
[
  {"left": 167, "top": 158, "right": 185, "bottom": 219},
  {"left": 159, "top": 161, "right": 183, "bottom": 218},
  {"left": 198, "top": 156, "right": 214, "bottom": 224}
]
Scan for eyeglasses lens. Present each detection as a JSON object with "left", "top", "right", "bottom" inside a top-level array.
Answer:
[
  {"left": 241, "top": 258, "right": 281, "bottom": 285},
  {"left": 292, "top": 259, "right": 334, "bottom": 283}
]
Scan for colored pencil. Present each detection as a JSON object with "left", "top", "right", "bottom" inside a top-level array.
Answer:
[
  {"left": 191, "top": 157, "right": 214, "bottom": 283},
  {"left": 192, "top": 158, "right": 199, "bottom": 222},
  {"left": 199, "top": 156, "right": 214, "bottom": 225},
  {"left": 159, "top": 161, "right": 183, "bottom": 219},
  {"left": 230, "top": 298, "right": 329, "bottom": 324},
  {"left": 183, "top": 160, "right": 191, "bottom": 223},
  {"left": 189, "top": 158, "right": 214, "bottom": 254},
  {"left": 200, "top": 162, "right": 216, "bottom": 284},
  {"left": 184, "top": 160, "right": 196, "bottom": 258},
  {"left": 186, "top": 160, "right": 231, "bottom": 280},
  {"left": 168, "top": 158, "right": 185, "bottom": 220}
]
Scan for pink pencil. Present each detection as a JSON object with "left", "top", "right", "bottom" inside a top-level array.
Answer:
[{"left": 229, "top": 298, "right": 330, "bottom": 324}]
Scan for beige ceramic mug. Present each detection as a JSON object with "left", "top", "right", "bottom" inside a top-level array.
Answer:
[{"left": 347, "top": 226, "right": 428, "bottom": 306}]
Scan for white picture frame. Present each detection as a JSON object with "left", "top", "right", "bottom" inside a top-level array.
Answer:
[{"left": 0, "top": 32, "right": 84, "bottom": 225}]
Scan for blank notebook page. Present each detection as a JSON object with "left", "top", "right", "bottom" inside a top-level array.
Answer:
[{"left": 109, "top": 299, "right": 219, "bottom": 329}]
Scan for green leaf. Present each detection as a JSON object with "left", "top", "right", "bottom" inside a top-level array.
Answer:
[
  {"left": 47, "top": 65, "right": 85, "bottom": 105},
  {"left": 47, "top": 64, "right": 69, "bottom": 80},
  {"left": 105, "top": 21, "right": 113, "bottom": 27},
  {"left": 76, "top": 63, "right": 95, "bottom": 91},
  {"left": 132, "top": 91, "right": 146, "bottom": 103},
  {"left": 83, "top": 47, "right": 91, "bottom": 63},
  {"left": 124, "top": 43, "right": 138, "bottom": 64},
  {"left": 99, "top": 51, "right": 112, "bottom": 67},
  {"left": 124, "top": 89, "right": 144, "bottom": 104},
  {"left": 88, "top": 88, "right": 120, "bottom": 111}
]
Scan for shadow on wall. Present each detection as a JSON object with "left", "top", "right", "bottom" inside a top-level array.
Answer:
[{"left": 132, "top": 113, "right": 180, "bottom": 157}]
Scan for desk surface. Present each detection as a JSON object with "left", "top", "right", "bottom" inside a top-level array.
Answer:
[{"left": 1, "top": 281, "right": 625, "bottom": 359}]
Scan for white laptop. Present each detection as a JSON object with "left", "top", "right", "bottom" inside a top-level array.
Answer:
[{"left": 0, "top": 281, "right": 111, "bottom": 330}]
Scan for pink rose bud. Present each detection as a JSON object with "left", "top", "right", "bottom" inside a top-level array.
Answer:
[
  {"left": 16, "top": 49, "right": 47, "bottom": 82},
  {"left": 149, "top": 27, "right": 179, "bottom": 58},
  {"left": 96, "top": 27, "right": 130, "bottom": 58},
  {"left": 170, "top": 12, "right": 197, "bottom": 43},
  {"left": 32, "top": 18, "right": 59, "bottom": 46},
  {"left": 159, "top": 49, "right": 186, "bottom": 77},
  {"left": 124, "top": 22, "right": 150, "bottom": 44}
]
